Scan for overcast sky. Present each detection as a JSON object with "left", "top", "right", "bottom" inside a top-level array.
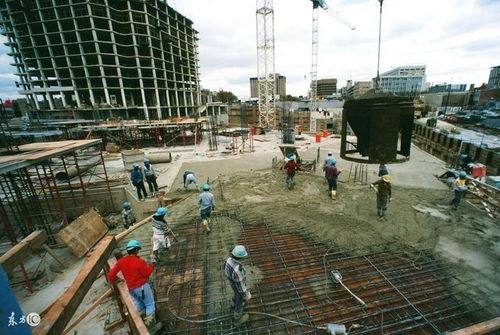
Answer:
[{"left": 0, "top": 0, "right": 499, "bottom": 101}]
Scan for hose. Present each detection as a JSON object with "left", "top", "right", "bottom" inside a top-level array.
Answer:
[{"left": 165, "top": 282, "right": 327, "bottom": 330}]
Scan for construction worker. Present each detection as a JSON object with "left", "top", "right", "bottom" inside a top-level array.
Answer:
[
  {"left": 283, "top": 156, "right": 299, "bottom": 188},
  {"left": 378, "top": 163, "right": 388, "bottom": 177},
  {"left": 183, "top": 170, "right": 199, "bottom": 191},
  {"left": 224, "top": 245, "right": 251, "bottom": 325},
  {"left": 371, "top": 174, "right": 392, "bottom": 218},
  {"left": 198, "top": 184, "right": 215, "bottom": 232},
  {"left": 107, "top": 240, "right": 160, "bottom": 331},
  {"left": 323, "top": 152, "right": 336, "bottom": 170},
  {"left": 121, "top": 202, "right": 136, "bottom": 229},
  {"left": 325, "top": 159, "right": 341, "bottom": 199},
  {"left": 131, "top": 163, "right": 147, "bottom": 201},
  {"left": 151, "top": 207, "right": 171, "bottom": 263},
  {"left": 451, "top": 171, "right": 468, "bottom": 209},
  {"left": 142, "top": 158, "right": 159, "bottom": 196}
]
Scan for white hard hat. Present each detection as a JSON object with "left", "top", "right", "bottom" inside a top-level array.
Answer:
[
  {"left": 231, "top": 245, "right": 248, "bottom": 258},
  {"left": 328, "top": 152, "right": 333, "bottom": 155}
]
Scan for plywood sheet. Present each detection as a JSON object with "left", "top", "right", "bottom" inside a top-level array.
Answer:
[{"left": 56, "top": 209, "right": 108, "bottom": 258}]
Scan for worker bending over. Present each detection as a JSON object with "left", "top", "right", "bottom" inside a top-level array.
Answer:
[
  {"left": 151, "top": 207, "right": 171, "bottom": 263},
  {"left": 142, "top": 158, "right": 159, "bottom": 196},
  {"left": 371, "top": 174, "right": 392, "bottom": 218},
  {"left": 325, "top": 159, "right": 341, "bottom": 199},
  {"left": 183, "top": 170, "right": 199, "bottom": 191},
  {"left": 451, "top": 171, "right": 467, "bottom": 209},
  {"left": 107, "top": 240, "right": 160, "bottom": 331},
  {"left": 121, "top": 202, "right": 136, "bottom": 229},
  {"left": 224, "top": 245, "right": 252, "bottom": 325},
  {"left": 131, "top": 163, "right": 147, "bottom": 200},
  {"left": 198, "top": 184, "right": 215, "bottom": 233}
]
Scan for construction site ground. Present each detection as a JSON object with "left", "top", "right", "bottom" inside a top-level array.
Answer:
[{"left": 12, "top": 131, "right": 500, "bottom": 334}]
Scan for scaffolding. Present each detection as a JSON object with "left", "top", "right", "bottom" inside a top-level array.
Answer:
[{"left": 152, "top": 208, "right": 498, "bottom": 334}]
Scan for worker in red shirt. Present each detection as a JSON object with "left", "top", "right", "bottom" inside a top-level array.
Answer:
[
  {"left": 283, "top": 156, "right": 299, "bottom": 189},
  {"left": 107, "top": 240, "right": 158, "bottom": 329}
]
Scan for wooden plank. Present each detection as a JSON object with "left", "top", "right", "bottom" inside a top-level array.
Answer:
[
  {"left": 447, "top": 317, "right": 500, "bottom": 335},
  {"left": 115, "top": 215, "right": 153, "bottom": 242},
  {"left": 18, "top": 141, "right": 77, "bottom": 151},
  {"left": 62, "top": 288, "right": 113, "bottom": 335},
  {"left": 33, "top": 236, "right": 117, "bottom": 335},
  {"left": 0, "top": 231, "right": 48, "bottom": 273},
  {"left": 57, "top": 209, "right": 108, "bottom": 258},
  {"left": 107, "top": 258, "right": 150, "bottom": 335}
]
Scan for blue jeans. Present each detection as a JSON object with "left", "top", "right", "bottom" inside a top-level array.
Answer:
[
  {"left": 200, "top": 207, "right": 212, "bottom": 220},
  {"left": 285, "top": 175, "right": 294, "bottom": 184},
  {"left": 130, "top": 282, "right": 155, "bottom": 316},
  {"left": 452, "top": 190, "right": 463, "bottom": 208},
  {"left": 229, "top": 281, "right": 244, "bottom": 314}
]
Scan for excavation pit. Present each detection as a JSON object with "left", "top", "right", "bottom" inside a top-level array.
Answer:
[{"left": 153, "top": 208, "right": 496, "bottom": 335}]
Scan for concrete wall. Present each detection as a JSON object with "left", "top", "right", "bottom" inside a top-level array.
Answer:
[{"left": 413, "top": 123, "right": 499, "bottom": 175}]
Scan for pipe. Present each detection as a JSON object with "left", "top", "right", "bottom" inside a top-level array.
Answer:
[
  {"left": 144, "top": 151, "right": 172, "bottom": 164},
  {"left": 55, "top": 156, "right": 101, "bottom": 181}
]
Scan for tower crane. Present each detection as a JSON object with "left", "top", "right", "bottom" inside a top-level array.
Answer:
[{"left": 309, "top": 0, "right": 355, "bottom": 118}]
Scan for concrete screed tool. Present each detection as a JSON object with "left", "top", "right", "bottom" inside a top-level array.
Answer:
[{"left": 331, "top": 270, "right": 367, "bottom": 307}]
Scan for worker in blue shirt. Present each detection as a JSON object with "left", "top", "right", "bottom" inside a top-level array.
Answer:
[
  {"left": 198, "top": 184, "right": 215, "bottom": 233},
  {"left": 130, "top": 163, "right": 147, "bottom": 200}
]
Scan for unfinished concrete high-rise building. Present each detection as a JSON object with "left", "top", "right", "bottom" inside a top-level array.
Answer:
[{"left": 0, "top": 0, "right": 201, "bottom": 120}]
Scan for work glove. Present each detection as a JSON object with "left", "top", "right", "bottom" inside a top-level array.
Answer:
[{"left": 244, "top": 291, "right": 252, "bottom": 301}]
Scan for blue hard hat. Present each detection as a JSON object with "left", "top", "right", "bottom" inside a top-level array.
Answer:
[
  {"left": 144, "top": 158, "right": 150, "bottom": 163},
  {"left": 155, "top": 207, "right": 168, "bottom": 216},
  {"left": 123, "top": 202, "right": 131, "bottom": 208},
  {"left": 203, "top": 184, "right": 210, "bottom": 191},
  {"left": 132, "top": 163, "right": 139, "bottom": 168},
  {"left": 231, "top": 245, "right": 248, "bottom": 258},
  {"left": 460, "top": 154, "right": 468, "bottom": 159},
  {"left": 459, "top": 171, "right": 466, "bottom": 178},
  {"left": 449, "top": 169, "right": 456, "bottom": 173},
  {"left": 126, "top": 240, "right": 141, "bottom": 250},
  {"left": 331, "top": 159, "right": 337, "bottom": 165}
]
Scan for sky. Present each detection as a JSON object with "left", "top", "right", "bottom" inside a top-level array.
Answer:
[{"left": 0, "top": 0, "right": 499, "bottom": 101}]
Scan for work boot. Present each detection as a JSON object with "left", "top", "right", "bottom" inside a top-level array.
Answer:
[
  {"left": 331, "top": 190, "right": 337, "bottom": 200},
  {"left": 233, "top": 313, "right": 249, "bottom": 325},
  {"left": 202, "top": 219, "right": 210, "bottom": 233},
  {"left": 144, "top": 315, "right": 162, "bottom": 333}
]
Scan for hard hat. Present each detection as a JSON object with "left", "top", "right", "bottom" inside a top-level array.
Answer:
[
  {"left": 126, "top": 240, "right": 141, "bottom": 250},
  {"left": 331, "top": 159, "right": 337, "bottom": 165},
  {"left": 459, "top": 171, "right": 466, "bottom": 178},
  {"left": 382, "top": 175, "right": 391, "bottom": 183},
  {"left": 155, "top": 207, "right": 168, "bottom": 216},
  {"left": 231, "top": 245, "right": 248, "bottom": 258},
  {"left": 132, "top": 163, "right": 139, "bottom": 168},
  {"left": 202, "top": 184, "right": 210, "bottom": 191},
  {"left": 123, "top": 202, "right": 131, "bottom": 208},
  {"left": 449, "top": 169, "right": 456, "bottom": 173},
  {"left": 144, "top": 158, "right": 150, "bottom": 163},
  {"left": 460, "top": 154, "right": 468, "bottom": 159},
  {"left": 328, "top": 152, "right": 333, "bottom": 155}
]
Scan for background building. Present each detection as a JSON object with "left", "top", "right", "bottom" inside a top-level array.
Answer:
[
  {"left": 342, "top": 81, "right": 371, "bottom": 99},
  {"left": 428, "top": 83, "right": 467, "bottom": 93},
  {"left": 487, "top": 65, "right": 500, "bottom": 89},
  {"left": 250, "top": 73, "right": 286, "bottom": 99},
  {"left": 315, "top": 78, "right": 337, "bottom": 98},
  {"left": 377, "top": 65, "right": 426, "bottom": 94},
  {"left": 0, "top": 0, "right": 200, "bottom": 120}
]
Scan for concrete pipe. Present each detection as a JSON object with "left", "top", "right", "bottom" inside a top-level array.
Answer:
[
  {"left": 55, "top": 156, "right": 102, "bottom": 181},
  {"left": 144, "top": 151, "right": 172, "bottom": 164}
]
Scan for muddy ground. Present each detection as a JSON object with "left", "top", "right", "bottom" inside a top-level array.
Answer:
[{"left": 165, "top": 169, "right": 500, "bottom": 311}]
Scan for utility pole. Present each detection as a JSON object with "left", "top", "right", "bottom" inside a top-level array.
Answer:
[{"left": 375, "top": 0, "right": 384, "bottom": 91}]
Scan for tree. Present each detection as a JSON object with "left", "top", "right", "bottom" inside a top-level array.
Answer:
[
  {"left": 281, "top": 95, "right": 301, "bottom": 102},
  {"left": 215, "top": 90, "right": 238, "bottom": 103}
]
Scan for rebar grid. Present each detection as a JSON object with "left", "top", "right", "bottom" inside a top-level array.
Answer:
[{"left": 153, "top": 208, "right": 497, "bottom": 334}]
